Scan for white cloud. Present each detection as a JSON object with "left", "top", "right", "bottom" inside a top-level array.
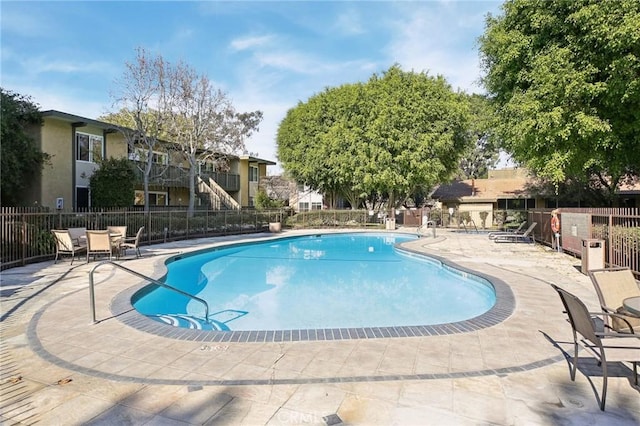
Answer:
[
  {"left": 24, "top": 57, "right": 114, "bottom": 75},
  {"left": 230, "top": 35, "right": 275, "bottom": 51},
  {"left": 384, "top": 5, "right": 486, "bottom": 93}
]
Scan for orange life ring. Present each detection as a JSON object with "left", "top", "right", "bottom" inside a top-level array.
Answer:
[{"left": 551, "top": 216, "right": 560, "bottom": 233}]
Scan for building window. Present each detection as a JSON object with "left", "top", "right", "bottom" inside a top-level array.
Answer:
[
  {"left": 499, "top": 198, "right": 536, "bottom": 210},
  {"left": 76, "top": 133, "right": 103, "bottom": 163},
  {"left": 134, "top": 190, "right": 167, "bottom": 206},
  {"left": 299, "top": 202, "right": 309, "bottom": 211},
  {"left": 249, "top": 165, "right": 259, "bottom": 182},
  {"left": 199, "top": 161, "right": 215, "bottom": 173},
  {"left": 129, "top": 148, "right": 168, "bottom": 165},
  {"left": 312, "top": 202, "right": 322, "bottom": 210}
]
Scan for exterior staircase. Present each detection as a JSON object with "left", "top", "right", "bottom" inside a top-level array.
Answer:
[{"left": 196, "top": 175, "right": 241, "bottom": 210}]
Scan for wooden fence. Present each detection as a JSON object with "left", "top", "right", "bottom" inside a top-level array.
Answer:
[{"left": 528, "top": 208, "right": 640, "bottom": 278}]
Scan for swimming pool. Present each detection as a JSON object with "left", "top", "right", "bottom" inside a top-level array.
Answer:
[{"left": 132, "top": 232, "right": 497, "bottom": 333}]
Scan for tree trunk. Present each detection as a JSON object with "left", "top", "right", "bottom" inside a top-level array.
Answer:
[
  {"left": 143, "top": 149, "right": 154, "bottom": 214},
  {"left": 187, "top": 153, "right": 197, "bottom": 218}
]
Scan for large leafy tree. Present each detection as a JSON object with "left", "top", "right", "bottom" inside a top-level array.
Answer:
[
  {"left": 479, "top": 0, "right": 640, "bottom": 202},
  {"left": 277, "top": 65, "right": 470, "bottom": 210},
  {"left": 89, "top": 158, "right": 136, "bottom": 208},
  {"left": 0, "top": 88, "right": 50, "bottom": 206},
  {"left": 457, "top": 94, "right": 499, "bottom": 180}
]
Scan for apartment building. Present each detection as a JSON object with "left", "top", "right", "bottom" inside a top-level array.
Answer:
[{"left": 23, "top": 110, "right": 274, "bottom": 211}]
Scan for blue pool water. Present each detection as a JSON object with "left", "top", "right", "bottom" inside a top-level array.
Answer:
[{"left": 132, "top": 233, "right": 496, "bottom": 331}]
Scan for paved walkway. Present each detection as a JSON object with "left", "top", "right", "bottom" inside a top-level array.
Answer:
[{"left": 1, "top": 229, "right": 638, "bottom": 425}]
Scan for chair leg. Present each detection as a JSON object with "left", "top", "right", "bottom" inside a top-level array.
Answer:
[
  {"left": 571, "top": 340, "right": 578, "bottom": 381},
  {"left": 600, "top": 358, "right": 608, "bottom": 411},
  {"left": 54, "top": 251, "right": 59, "bottom": 264}
]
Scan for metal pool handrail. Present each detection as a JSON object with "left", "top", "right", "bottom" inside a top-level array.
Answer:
[{"left": 88, "top": 260, "right": 209, "bottom": 324}]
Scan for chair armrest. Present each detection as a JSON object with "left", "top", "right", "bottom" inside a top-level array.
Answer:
[
  {"left": 595, "top": 332, "right": 640, "bottom": 339},
  {"left": 72, "top": 237, "right": 87, "bottom": 247},
  {"left": 589, "top": 311, "right": 636, "bottom": 334}
]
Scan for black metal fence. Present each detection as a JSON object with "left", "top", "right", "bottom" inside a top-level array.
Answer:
[
  {"left": 3, "top": 206, "right": 638, "bottom": 277},
  {"left": 1, "top": 207, "right": 283, "bottom": 269}
]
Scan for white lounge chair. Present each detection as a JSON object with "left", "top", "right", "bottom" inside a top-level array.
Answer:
[
  {"left": 493, "top": 222, "right": 537, "bottom": 243},
  {"left": 488, "top": 222, "right": 527, "bottom": 239}
]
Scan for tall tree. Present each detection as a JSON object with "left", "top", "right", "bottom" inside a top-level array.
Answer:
[
  {"left": 457, "top": 94, "right": 499, "bottom": 179},
  {"left": 277, "top": 65, "right": 470, "bottom": 212},
  {"left": 106, "top": 48, "right": 262, "bottom": 215},
  {"left": 161, "top": 60, "right": 262, "bottom": 216},
  {"left": 479, "top": 0, "right": 640, "bottom": 202},
  {"left": 105, "top": 47, "right": 169, "bottom": 213},
  {"left": 0, "top": 88, "right": 49, "bottom": 206}
]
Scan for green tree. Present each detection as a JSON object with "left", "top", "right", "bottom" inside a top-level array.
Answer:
[
  {"left": 254, "top": 187, "right": 284, "bottom": 210},
  {"left": 1, "top": 88, "right": 49, "bottom": 206},
  {"left": 479, "top": 0, "right": 640, "bottom": 202},
  {"left": 277, "top": 65, "right": 470, "bottom": 211},
  {"left": 89, "top": 158, "right": 136, "bottom": 208},
  {"left": 457, "top": 94, "right": 499, "bottom": 179}
]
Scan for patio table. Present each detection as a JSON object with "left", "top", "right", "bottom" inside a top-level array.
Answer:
[{"left": 623, "top": 296, "right": 640, "bottom": 317}]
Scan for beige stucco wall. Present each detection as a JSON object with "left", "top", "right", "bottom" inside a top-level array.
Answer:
[
  {"left": 238, "top": 158, "right": 249, "bottom": 206},
  {"left": 105, "top": 132, "right": 127, "bottom": 160},
  {"left": 39, "top": 118, "right": 74, "bottom": 209},
  {"left": 37, "top": 119, "right": 130, "bottom": 209},
  {"left": 459, "top": 203, "right": 493, "bottom": 229}
]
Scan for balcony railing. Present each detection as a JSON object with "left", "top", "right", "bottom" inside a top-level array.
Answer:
[{"left": 131, "top": 162, "right": 240, "bottom": 192}]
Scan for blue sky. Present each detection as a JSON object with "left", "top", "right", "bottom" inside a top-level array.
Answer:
[{"left": 1, "top": 0, "right": 503, "bottom": 173}]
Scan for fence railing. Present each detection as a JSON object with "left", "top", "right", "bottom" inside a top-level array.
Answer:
[
  {"left": 4, "top": 206, "right": 638, "bottom": 277},
  {"left": 1, "top": 207, "right": 283, "bottom": 270},
  {"left": 131, "top": 161, "right": 240, "bottom": 191},
  {"left": 528, "top": 208, "right": 640, "bottom": 278}
]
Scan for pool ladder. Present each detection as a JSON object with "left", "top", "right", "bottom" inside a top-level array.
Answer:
[{"left": 88, "top": 260, "right": 210, "bottom": 325}]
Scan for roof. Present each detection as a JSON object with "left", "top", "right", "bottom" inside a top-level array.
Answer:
[
  {"left": 432, "top": 177, "right": 532, "bottom": 202},
  {"left": 41, "top": 110, "right": 120, "bottom": 131},
  {"left": 41, "top": 110, "right": 276, "bottom": 166},
  {"left": 240, "top": 155, "right": 277, "bottom": 166}
]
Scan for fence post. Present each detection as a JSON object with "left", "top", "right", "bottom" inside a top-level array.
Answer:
[
  {"left": 21, "top": 214, "right": 27, "bottom": 266},
  {"left": 608, "top": 213, "right": 614, "bottom": 267},
  {"left": 186, "top": 210, "right": 189, "bottom": 239}
]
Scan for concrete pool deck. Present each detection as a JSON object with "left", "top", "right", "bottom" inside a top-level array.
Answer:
[{"left": 1, "top": 228, "right": 638, "bottom": 425}]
